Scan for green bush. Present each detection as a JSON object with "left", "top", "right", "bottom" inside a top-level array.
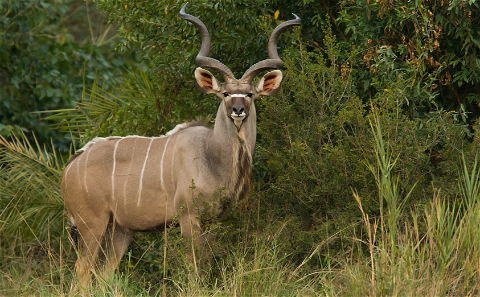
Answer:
[
  {"left": 3, "top": 0, "right": 480, "bottom": 294},
  {"left": 338, "top": 0, "right": 480, "bottom": 119},
  {"left": 0, "top": 0, "right": 139, "bottom": 151},
  {"left": 254, "top": 24, "right": 473, "bottom": 264}
]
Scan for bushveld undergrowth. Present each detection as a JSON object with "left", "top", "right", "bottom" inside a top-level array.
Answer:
[
  {"left": 2, "top": 21, "right": 480, "bottom": 296},
  {"left": 2, "top": 114, "right": 480, "bottom": 296}
]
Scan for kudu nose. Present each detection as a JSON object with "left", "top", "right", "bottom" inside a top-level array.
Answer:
[{"left": 233, "top": 107, "right": 245, "bottom": 115}]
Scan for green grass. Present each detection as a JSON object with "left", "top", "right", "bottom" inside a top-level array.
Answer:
[
  {"left": 2, "top": 114, "right": 480, "bottom": 296},
  {"left": 0, "top": 226, "right": 327, "bottom": 296}
]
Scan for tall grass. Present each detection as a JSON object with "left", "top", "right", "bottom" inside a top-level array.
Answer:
[
  {"left": 0, "top": 133, "right": 327, "bottom": 296},
  {"left": 2, "top": 115, "right": 480, "bottom": 296},
  {"left": 341, "top": 112, "right": 480, "bottom": 296},
  {"left": 0, "top": 214, "right": 326, "bottom": 296}
]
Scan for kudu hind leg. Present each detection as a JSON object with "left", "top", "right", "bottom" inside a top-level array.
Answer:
[
  {"left": 74, "top": 214, "right": 110, "bottom": 289},
  {"left": 101, "top": 222, "right": 134, "bottom": 280}
]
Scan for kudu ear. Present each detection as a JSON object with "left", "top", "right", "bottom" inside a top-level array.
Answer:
[
  {"left": 255, "top": 70, "right": 283, "bottom": 96},
  {"left": 194, "top": 67, "right": 222, "bottom": 94}
]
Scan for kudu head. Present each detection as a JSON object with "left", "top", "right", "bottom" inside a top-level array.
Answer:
[{"left": 180, "top": 3, "right": 301, "bottom": 129}]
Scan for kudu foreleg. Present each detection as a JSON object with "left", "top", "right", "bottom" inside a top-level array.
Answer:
[
  {"left": 179, "top": 209, "right": 216, "bottom": 272},
  {"left": 179, "top": 210, "right": 203, "bottom": 269}
]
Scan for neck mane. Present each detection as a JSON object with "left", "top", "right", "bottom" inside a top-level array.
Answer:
[{"left": 210, "top": 100, "right": 257, "bottom": 200}]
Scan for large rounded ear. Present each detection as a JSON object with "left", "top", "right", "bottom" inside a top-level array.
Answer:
[
  {"left": 194, "top": 67, "right": 222, "bottom": 94},
  {"left": 255, "top": 70, "right": 283, "bottom": 96}
]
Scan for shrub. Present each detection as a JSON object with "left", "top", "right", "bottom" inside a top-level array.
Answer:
[{"left": 254, "top": 24, "right": 472, "bottom": 265}]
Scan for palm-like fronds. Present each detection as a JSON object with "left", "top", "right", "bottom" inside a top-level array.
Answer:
[
  {"left": 0, "top": 134, "right": 65, "bottom": 246},
  {"left": 40, "top": 64, "right": 158, "bottom": 139},
  {"left": 460, "top": 154, "right": 480, "bottom": 208}
]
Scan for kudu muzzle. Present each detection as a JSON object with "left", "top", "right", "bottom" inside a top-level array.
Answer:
[{"left": 230, "top": 95, "right": 248, "bottom": 129}]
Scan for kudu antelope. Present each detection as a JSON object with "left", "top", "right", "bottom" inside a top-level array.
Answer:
[{"left": 62, "top": 3, "right": 300, "bottom": 287}]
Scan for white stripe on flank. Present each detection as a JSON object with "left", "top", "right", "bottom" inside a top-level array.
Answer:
[
  {"left": 83, "top": 148, "right": 92, "bottom": 194},
  {"left": 170, "top": 136, "right": 178, "bottom": 188},
  {"left": 111, "top": 139, "right": 122, "bottom": 201},
  {"left": 124, "top": 138, "right": 139, "bottom": 207},
  {"left": 159, "top": 136, "right": 171, "bottom": 189},
  {"left": 171, "top": 136, "right": 178, "bottom": 208},
  {"left": 137, "top": 138, "right": 154, "bottom": 206}
]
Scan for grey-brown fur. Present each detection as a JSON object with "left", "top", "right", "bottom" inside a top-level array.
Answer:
[{"left": 62, "top": 4, "right": 299, "bottom": 289}]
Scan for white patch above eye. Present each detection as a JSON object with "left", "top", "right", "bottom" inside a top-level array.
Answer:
[{"left": 231, "top": 94, "right": 247, "bottom": 97}]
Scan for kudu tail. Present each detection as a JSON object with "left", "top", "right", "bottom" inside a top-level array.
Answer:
[{"left": 68, "top": 217, "right": 79, "bottom": 252}]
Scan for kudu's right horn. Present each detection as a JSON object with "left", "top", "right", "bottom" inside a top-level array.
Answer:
[{"left": 179, "top": 3, "right": 236, "bottom": 82}]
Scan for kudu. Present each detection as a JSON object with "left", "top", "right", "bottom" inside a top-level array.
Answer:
[{"left": 62, "top": 3, "right": 300, "bottom": 287}]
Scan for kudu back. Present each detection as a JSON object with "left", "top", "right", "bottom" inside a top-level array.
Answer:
[{"left": 62, "top": 3, "right": 300, "bottom": 287}]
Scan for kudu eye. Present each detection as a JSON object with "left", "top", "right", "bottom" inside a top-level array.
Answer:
[
  {"left": 247, "top": 93, "right": 253, "bottom": 98},
  {"left": 223, "top": 92, "right": 229, "bottom": 97}
]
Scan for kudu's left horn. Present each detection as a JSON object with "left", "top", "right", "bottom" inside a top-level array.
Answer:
[
  {"left": 240, "top": 14, "right": 301, "bottom": 83},
  {"left": 180, "top": 3, "right": 236, "bottom": 82}
]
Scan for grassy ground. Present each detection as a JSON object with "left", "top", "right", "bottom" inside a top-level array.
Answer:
[
  {"left": 2, "top": 117, "right": 480, "bottom": 296},
  {"left": 2, "top": 188, "right": 480, "bottom": 296}
]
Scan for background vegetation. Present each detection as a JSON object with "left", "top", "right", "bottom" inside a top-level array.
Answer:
[
  {"left": 0, "top": 0, "right": 140, "bottom": 151},
  {"left": 1, "top": 0, "right": 480, "bottom": 295}
]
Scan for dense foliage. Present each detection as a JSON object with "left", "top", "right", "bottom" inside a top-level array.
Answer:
[
  {"left": 0, "top": 0, "right": 137, "bottom": 151},
  {"left": 257, "top": 31, "right": 473, "bottom": 263},
  {"left": 339, "top": 0, "right": 480, "bottom": 118},
  {"left": 96, "top": 0, "right": 480, "bottom": 119},
  {"left": 1, "top": 0, "right": 480, "bottom": 295}
]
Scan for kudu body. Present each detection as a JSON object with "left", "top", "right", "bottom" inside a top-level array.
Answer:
[{"left": 62, "top": 4, "right": 300, "bottom": 287}]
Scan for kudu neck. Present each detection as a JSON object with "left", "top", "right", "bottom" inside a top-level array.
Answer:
[{"left": 212, "top": 100, "right": 257, "bottom": 157}]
